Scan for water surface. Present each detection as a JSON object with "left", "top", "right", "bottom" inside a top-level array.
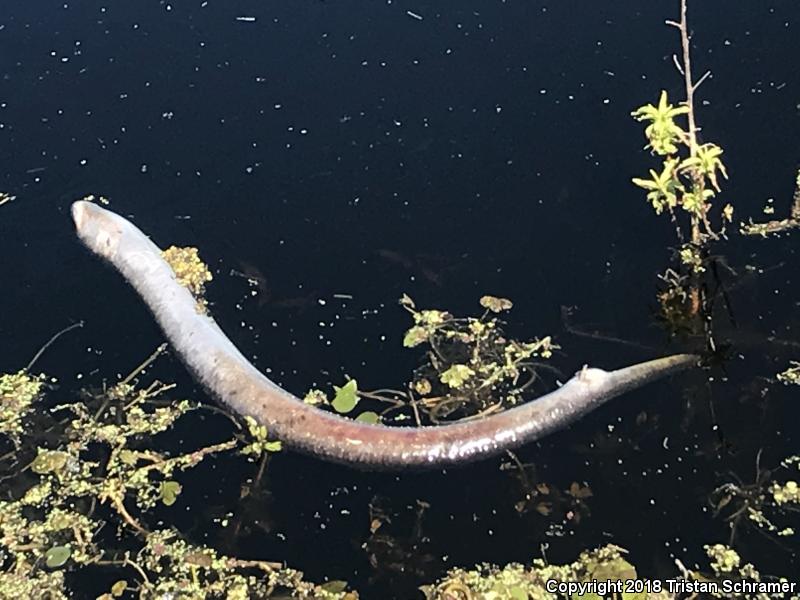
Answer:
[{"left": 1, "top": 1, "right": 798, "bottom": 597}]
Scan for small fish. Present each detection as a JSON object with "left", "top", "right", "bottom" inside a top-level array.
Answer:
[
  {"left": 376, "top": 248, "right": 448, "bottom": 287},
  {"left": 232, "top": 261, "right": 318, "bottom": 312}
]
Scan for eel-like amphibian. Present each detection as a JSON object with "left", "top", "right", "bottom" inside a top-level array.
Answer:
[{"left": 71, "top": 200, "right": 698, "bottom": 469}]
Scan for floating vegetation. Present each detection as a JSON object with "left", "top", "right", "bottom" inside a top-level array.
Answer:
[
  {"left": 307, "top": 294, "right": 556, "bottom": 426},
  {"left": 424, "top": 545, "right": 668, "bottom": 599},
  {"left": 777, "top": 362, "right": 800, "bottom": 386},
  {"left": 425, "top": 543, "right": 800, "bottom": 600},
  {"left": 0, "top": 370, "right": 44, "bottom": 442},
  {"left": 500, "top": 454, "right": 594, "bottom": 524},
  {"left": 161, "top": 245, "right": 214, "bottom": 313},
  {"left": 654, "top": 268, "right": 701, "bottom": 338},
  {"left": 0, "top": 353, "right": 351, "bottom": 599},
  {"left": 689, "top": 543, "right": 800, "bottom": 600},
  {"left": 710, "top": 453, "right": 800, "bottom": 544},
  {"left": 363, "top": 497, "right": 439, "bottom": 585},
  {"left": 13, "top": 343, "right": 776, "bottom": 598}
]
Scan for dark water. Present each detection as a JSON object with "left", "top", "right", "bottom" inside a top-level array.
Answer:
[{"left": 1, "top": 1, "right": 798, "bottom": 597}]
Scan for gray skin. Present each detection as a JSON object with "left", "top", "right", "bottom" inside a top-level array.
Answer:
[{"left": 72, "top": 200, "right": 698, "bottom": 469}]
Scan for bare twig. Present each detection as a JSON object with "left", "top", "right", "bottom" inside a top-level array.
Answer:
[
  {"left": 26, "top": 320, "right": 85, "bottom": 371},
  {"left": 134, "top": 439, "right": 237, "bottom": 476},
  {"left": 125, "top": 557, "right": 153, "bottom": 586},
  {"left": 670, "top": 0, "right": 714, "bottom": 314},
  {"left": 670, "top": 53, "right": 684, "bottom": 75},
  {"left": 674, "top": 0, "right": 699, "bottom": 149},
  {"left": 109, "top": 495, "right": 148, "bottom": 535},
  {"left": 741, "top": 169, "right": 800, "bottom": 236},
  {"left": 694, "top": 69, "right": 712, "bottom": 90},
  {"left": 253, "top": 451, "right": 269, "bottom": 488},
  {"left": 228, "top": 557, "right": 284, "bottom": 572},
  {"left": 560, "top": 306, "right": 655, "bottom": 351},
  {"left": 120, "top": 343, "right": 168, "bottom": 386}
]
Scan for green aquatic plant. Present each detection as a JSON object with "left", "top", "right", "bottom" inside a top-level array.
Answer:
[
  {"left": 634, "top": 1, "right": 799, "bottom": 337},
  {"left": 395, "top": 294, "right": 555, "bottom": 423},
  {"left": 777, "top": 361, "right": 800, "bottom": 386},
  {"left": 423, "top": 544, "right": 674, "bottom": 600},
  {"left": 0, "top": 352, "right": 349, "bottom": 599},
  {"left": 240, "top": 415, "right": 283, "bottom": 457},
  {"left": 426, "top": 542, "right": 800, "bottom": 600},
  {"left": 631, "top": 85, "right": 732, "bottom": 242},
  {"left": 631, "top": 0, "right": 735, "bottom": 324},
  {"left": 710, "top": 453, "right": 800, "bottom": 545},
  {"left": 630, "top": 154, "right": 682, "bottom": 216},
  {"left": 331, "top": 379, "right": 360, "bottom": 414},
  {"left": 0, "top": 370, "right": 45, "bottom": 443},
  {"left": 161, "top": 245, "right": 214, "bottom": 297},
  {"left": 161, "top": 245, "right": 214, "bottom": 313},
  {"left": 679, "top": 543, "right": 800, "bottom": 600},
  {"left": 501, "top": 453, "right": 594, "bottom": 523},
  {"left": 307, "top": 294, "right": 556, "bottom": 426},
  {"left": 631, "top": 92, "right": 689, "bottom": 157}
]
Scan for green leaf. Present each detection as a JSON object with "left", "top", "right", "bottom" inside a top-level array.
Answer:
[
  {"left": 264, "top": 440, "right": 283, "bottom": 453},
  {"left": 244, "top": 415, "right": 268, "bottom": 441},
  {"left": 440, "top": 364, "right": 475, "bottom": 389},
  {"left": 631, "top": 90, "right": 689, "bottom": 122},
  {"left": 119, "top": 449, "right": 137, "bottom": 466},
  {"left": 303, "top": 389, "right": 328, "bottom": 405},
  {"left": 416, "top": 309, "right": 447, "bottom": 326},
  {"left": 631, "top": 177, "right": 658, "bottom": 191},
  {"left": 589, "top": 556, "right": 645, "bottom": 599},
  {"left": 632, "top": 91, "right": 689, "bottom": 155},
  {"left": 31, "top": 450, "right": 70, "bottom": 475},
  {"left": 332, "top": 379, "right": 359, "bottom": 414},
  {"left": 320, "top": 580, "right": 348, "bottom": 593},
  {"left": 403, "top": 326, "right": 428, "bottom": 348},
  {"left": 632, "top": 158, "right": 683, "bottom": 214},
  {"left": 680, "top": 188, "right": 714, "bottom": 215},
  {"left": 479, "top": 295, "right": 513, "bottom": 313},
  {"left": 111, "top": 581, "right": 128, "bottom": 597},
  {"left": 45, "top": 545, "right": 71, "bottom": 568},
  {"left": 679, "top": 142, "right": 728, "bottom": 191},
  {"left": 398, "top": 293, "right": 416, "bottom": 309},
  {"left": 355, "top": 411, "right": 381, "bottom": 424},
  {"left": 159, "top": 480, "right": 182, "bottom": 506},
  {"left": 508, "top": 585, "right": 528, "bottom": 600},
  {"left": 590, "top": 555, "right": 637, "bottom": 580}
]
